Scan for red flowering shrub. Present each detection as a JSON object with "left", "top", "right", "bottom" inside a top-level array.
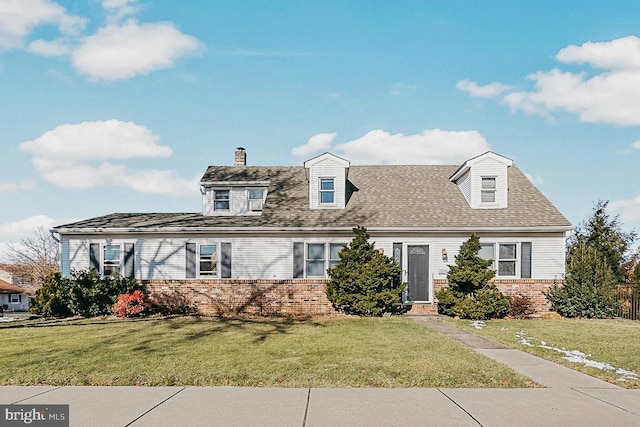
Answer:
[{"left": 112, "top": 290, "right": 147, "bottom": 318}]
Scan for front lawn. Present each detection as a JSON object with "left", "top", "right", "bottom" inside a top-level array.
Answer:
[
  {"left": 448, "top": 318, "right": 640, "bottom": 388},
  {"left": 1, "top": 316, "right": 532, "bottom": 388}
]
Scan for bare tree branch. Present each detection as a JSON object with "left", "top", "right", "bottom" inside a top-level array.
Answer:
[{"left": 1, "top": 227, "right": 59, "bottom": 289}]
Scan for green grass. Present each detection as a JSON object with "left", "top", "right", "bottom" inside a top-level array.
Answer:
[
  {"left": 448, "top": 318, "right": 640, "bottom": 388},
  {"left": 0, "top": 316, "right": 532, "bottom": 388}
]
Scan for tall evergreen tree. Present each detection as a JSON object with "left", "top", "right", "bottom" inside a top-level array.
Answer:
[
  {"left": 569, "top": 200, "right": 636, "bottom": 283},
  {"left": 546, "top": 242, "right": 620, "bottom": 318},
  {"left": 326, "top": 226, "right": 405, "bottom": 316}
]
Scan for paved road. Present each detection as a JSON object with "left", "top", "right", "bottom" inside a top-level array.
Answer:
[{"left": 2, "top": 317, "right": 639, "bottom": 426}]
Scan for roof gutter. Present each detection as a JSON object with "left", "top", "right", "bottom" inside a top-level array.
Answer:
[{"left": 54, "top": 225, "right": 575, "bottom": 235}]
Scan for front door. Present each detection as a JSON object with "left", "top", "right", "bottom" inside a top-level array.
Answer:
[{"left": 408, "top": 245, "right": 429, "bottom": 301}]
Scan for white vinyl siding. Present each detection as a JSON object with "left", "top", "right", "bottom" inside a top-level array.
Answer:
[
  {"left": 453, "top": 153, "right": 511, "bottom": 209},
  {"left": 458, "top": 170, "right": 472, "bottom": 206},
  {"left": 202, "top": 186, "right": 267, "bottom": 216},
  {"left": 305, "top": 154, "right": 349, "bottom": 210},
  {"left": 60, "top": 232, "right": 566, "bottom": 282}
]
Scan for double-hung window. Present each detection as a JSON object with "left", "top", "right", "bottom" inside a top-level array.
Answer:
[
  {"left": 481, "top": 177, "right": 496, "bottom": 203},
  {"left": 199, "top": 244, "right": 217, "bottom": 276},
  {"left": 306, "top": 244, "right": 326, "bottom": 277},
  {"left": 295, "top": 242, "right": 346, "bottom": 278},
  {"left": 10, "top": 294, "right": 21, "bottom": 304},
  {"left": 248, "top": 188, "right": 264, "bottom": 211},
  {"left": 319, "top": 178, "right": 335, "bottom": 204},
  {"left": 103, "top": 244, "right": 121, "bottom": 276},
  {"left": 89, "top": 243, "right": 135, "bottom": 278},
  {"left": 186, "top": 242, "right": 232, "bottom": 278},
  {"left": 478, "top": 242, "right": 532, "bottom": 278},
  {"left": 498, "top": 244, "right": 517, "bottom": 276},
  {"left": 214, "top": 190, "right": 230, "bottom": 211}
]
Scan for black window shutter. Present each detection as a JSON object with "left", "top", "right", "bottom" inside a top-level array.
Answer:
[
  {"left": 221, "top": 243, "right": 232, "bottom": 278},
  {"left": 185, "top": 243, "right": 196, "bottom": 278},
  {"left": 293, "top": 242, "right": 304, "bottom": 278},
  {"left": 90, "top": 243, "right": 100, "bottom": 272},
  {"left": 521, "top": 242, "right": 532, "bottom": 279},
  {"left": 124, "top": 243, "right": 135, "bottom": 278}
]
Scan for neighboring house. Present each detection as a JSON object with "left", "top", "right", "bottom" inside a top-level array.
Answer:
[
  {"left": 53, "top": 149, "right": 573, "bottom": 316},
  {"left": 0, "top": 276, "right": 30, "bottom": 312}
]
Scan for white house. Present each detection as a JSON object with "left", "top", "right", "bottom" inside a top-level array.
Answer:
[
  {"left": 53, "top": 149, "right": 573, "bottom": 316},
  {"left": 0, "top": 272, "right": 30, "bottom": 312}
]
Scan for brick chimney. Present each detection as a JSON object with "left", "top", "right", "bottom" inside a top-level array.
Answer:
[{"left": 234, "top": 147, "right": 246, "bottom": 166}]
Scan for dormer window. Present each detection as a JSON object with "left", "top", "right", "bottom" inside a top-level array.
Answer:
[
  {"left": 319, "top": 178, "right": 335, "bottom": 204},
  {"left": 214, "top": 190, "right": 230, "bottom": 210},
  {"left": 248, "top": 188, "right": 264, "bottom": 211},
  {"left": 481, "top": 177, "right": 496, "bottom": 203}
]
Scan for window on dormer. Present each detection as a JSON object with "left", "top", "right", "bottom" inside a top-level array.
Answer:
[
  {"left": 481, "top": 177, "right": 496, "bottom": 203},
  {"left": 214, "top": 190, "right": 230, "bottom": 210},
  {"left": 249, "top": 189, "right": 263, "bottom": 200},
  {"left": 319, "top": 178, "right": 335, "bottom": 204}
]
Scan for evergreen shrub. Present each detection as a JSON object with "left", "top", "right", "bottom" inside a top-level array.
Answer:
[{"left": 326, "top": 226, "right": 406, "bottom": 316}]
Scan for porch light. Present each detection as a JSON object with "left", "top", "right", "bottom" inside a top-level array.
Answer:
[{"left": 441, "top": 249, "right": 448, "bottom": 263}]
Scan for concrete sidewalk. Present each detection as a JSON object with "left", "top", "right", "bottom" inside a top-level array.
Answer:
[
  {"left": 3, "top": 385, "right": 640, "bottom": 426},
  {"left": 2, "top": 318, "right": 639, "bottom": 426}
]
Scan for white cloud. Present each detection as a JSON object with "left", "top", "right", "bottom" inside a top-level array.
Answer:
[
  {"left": 0, "top": 0, "right": 86, "bottom": 50},
  {"left": 525, "top": 173, "right": 544, "bottom": 186},
  {"left": 20, "top": 120, "right": 172, "bottom": 161},
  {"left": 556, "top": 36, "right": 640, "bottom": 70},
  {"left": 298, "top": 129, "right": 490, "bottom": 165},
  {"left": 460, "top": 36, "right": 640, "bottom": 126},
  {"left": 19, "top": 120, "right": 198, "bottom": 196},
  {"left": 610, "top": 195, "right": 640, "bottom": 231},
  {"left": 0, "top": 215, "right": 58, "bottom": 260},
  {"left": 456, "top": 80, "right": 513, "bottom": 98},
  {"left": 291, "top": 132, "right": 337, "bottom": 157},
  {"left": 27, "top": 38, "right": 71, "bottom": 56},
  {"left": 72, "top": 20, "right": 202, "bottom": 81},
  {"left": 1, "top": 0, "right": 201, "bottom": 81},
  {"left": 0, "top": 179, "right": 36, "bottom": 194},
  {"left": 101, "top": 0, "right": 140, "bottom": 24},
  {"left": 633, "top": 141, "right": 640, "bottom": 149}
]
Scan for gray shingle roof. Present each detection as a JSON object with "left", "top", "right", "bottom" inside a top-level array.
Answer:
[{"left": 55, "top": 164, "right": 572, "bottom": 231}]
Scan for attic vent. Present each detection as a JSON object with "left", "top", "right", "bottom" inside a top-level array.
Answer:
[{"left": 249, "top": 199, "right": 264, "bottom": 211}]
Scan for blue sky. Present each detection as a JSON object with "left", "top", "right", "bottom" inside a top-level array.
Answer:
[{"left": 1, "top": 0, "right": 640, "bottom": 257}]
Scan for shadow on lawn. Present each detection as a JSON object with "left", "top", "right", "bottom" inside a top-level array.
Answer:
[{"left": 1, "top": 315, "right": 328, "bottom": 351}]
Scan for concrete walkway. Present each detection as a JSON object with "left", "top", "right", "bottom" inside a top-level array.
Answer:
[{"left": 2, "top": 318, "right": 640, "bottom": 426}]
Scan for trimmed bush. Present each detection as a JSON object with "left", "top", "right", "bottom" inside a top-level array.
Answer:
[
  {"left": 30, "top": 272, "right": 72, "bottom": 317},
  {"left": 67, "top": 269, "right": 143, "bottom": 317},
  {"left": 508, "top": 295, "right": 535, "bottom": 318},
  {"left": 112, "top": 290, "right": 147, "bottom": 318}
]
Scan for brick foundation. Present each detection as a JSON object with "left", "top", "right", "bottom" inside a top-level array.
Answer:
[
  {"left": 434, "top": 278, "right": 560, "bottom": 312},
  {"left": 143, "top": 279, "right": 334, "bottom": 317},
  {"left": 142, "top": 277, "right": 560, "bottom": 317}
]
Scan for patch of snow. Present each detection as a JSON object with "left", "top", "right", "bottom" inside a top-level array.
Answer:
[
  {"left": 515, "top": 331, "right": 640, "bottom": 382},
  {"left": 515, "top": 330, "right": 533, "bottom": 347},
  {"left": 469, "top": 320, "right": 485, "bottom": 329},
  {"left": 0, "top": 317, "right": 18, "bottom": 322}
]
